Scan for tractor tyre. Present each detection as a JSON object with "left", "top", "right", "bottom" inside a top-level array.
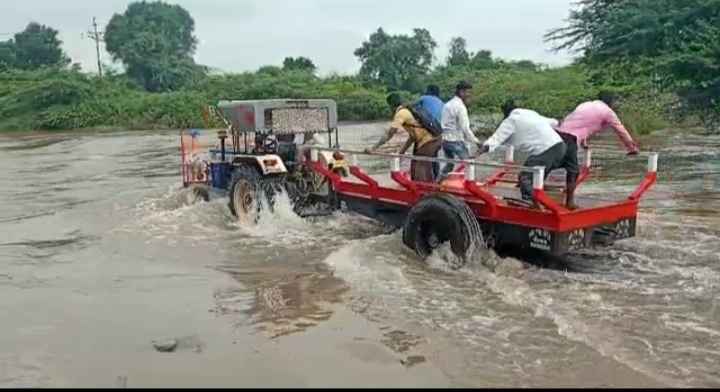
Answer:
[
  {"left": 402, "top": 193, "right": 483, "bottom": 270},
  {"left": 227, "top": 163, "right": 283, "bottom": 220}
]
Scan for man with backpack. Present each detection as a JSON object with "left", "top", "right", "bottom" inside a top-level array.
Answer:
[
  {"left": 411, "top": 84, "right": 444, "bottom": 122},
  {"left": 405, "top": 84, "right": 443, "bottom": 175},
  {"left": 437, "top": 81, "right": 481, "bottom": 181},
  {"left": 364, "top": 92, "right": 442, "bottom": 182}
]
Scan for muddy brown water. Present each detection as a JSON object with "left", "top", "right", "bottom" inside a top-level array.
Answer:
[{"left": 0, "top": 126, "right": 719, "bottom": 387}]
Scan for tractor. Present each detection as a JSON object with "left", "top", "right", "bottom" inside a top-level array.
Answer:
[{"left": 179, "top": 99, "right": 348, "bottom": 218}]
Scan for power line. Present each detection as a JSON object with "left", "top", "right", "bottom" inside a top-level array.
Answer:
[{"left": 85, "top": 17, "right": 104, "bottom": 76}]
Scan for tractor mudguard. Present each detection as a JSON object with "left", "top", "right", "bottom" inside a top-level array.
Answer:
[{"left": 231, "top": 154, "right": 288, "bottom": 175}]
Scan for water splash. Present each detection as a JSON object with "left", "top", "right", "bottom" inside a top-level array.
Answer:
[{"left": 318, "top": 211, "right": 720, "bottom": 387}]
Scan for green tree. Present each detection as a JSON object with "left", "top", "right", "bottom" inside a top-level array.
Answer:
[
  {"left": 104, "top": 0, "right": 205, "bottom": 92},
  {"left": 547, "top": 0, "right": 720, "bottom": 109},
  {"left": 491, "top": 59, "right": 540, "bottom": 72},
  {"left": 469, "top": 50, "right": 495, "bottom": 70},
  {"left": 353, "top": 27, "right": 437, "bottom": 91},
  {"left": 282, "top": 56, "right": 316, "bottom": 72},
  {"left": 5, "top": 23, "right": 70, "bottom": 70},
  {"left": 446, "top": 37, "right": 470, "bottom": 67},
  {"left": 0, "top": 40, "right": 15, "bottom": 71},
  {"left": 446, "top": 39, "right": 504, "bottom": 71}
]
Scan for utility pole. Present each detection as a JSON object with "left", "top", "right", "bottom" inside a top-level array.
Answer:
[{"left": 86, "top": 17, "right": 103, "bottom": 77}]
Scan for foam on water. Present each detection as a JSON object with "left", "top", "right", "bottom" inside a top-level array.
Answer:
[
  {"left": 318, "top": 209, "right": 720, "bottom": 387},
  {"left": 232, "top": 190, "right": 318, "bottom": 245},
  {"left": 129, "top": 182, "right": 388, "bottom": 254}
]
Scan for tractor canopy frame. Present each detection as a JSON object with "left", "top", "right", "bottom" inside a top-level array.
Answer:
[{"left": 213, "top": 99, "right": 339, "bottom": 155}]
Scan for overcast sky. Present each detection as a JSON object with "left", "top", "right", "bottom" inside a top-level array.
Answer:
[{"left": 0, "top": 0, "right": 575, "bottom": 74}]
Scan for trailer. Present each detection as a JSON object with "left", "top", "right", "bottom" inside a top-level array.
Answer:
[{"left": 306, "top": 146, "right": 658, "bottom": 269}]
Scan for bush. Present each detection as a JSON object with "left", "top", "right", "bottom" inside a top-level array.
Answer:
[{"left": 0, "top": 66, "right": 675, "bottom": 134}]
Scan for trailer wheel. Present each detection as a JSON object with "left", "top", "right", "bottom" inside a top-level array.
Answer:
[
  {"left": 227, "top": 163, "right": 282, "bottom": 220},
  {"left": 402, "top": 193, "right": 483, "bottom": 269}
]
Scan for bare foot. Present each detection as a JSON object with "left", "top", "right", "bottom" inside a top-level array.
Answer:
[
  {"left": 531, "top": 200, "right": 546, "bottom": 211},
  {"left": 566, "top": 203, "right": 580, "bottom": 211}
]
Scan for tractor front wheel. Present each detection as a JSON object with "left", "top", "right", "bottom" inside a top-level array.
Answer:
[{"left": 188, "top": 184, "right": 210, "bottom": 202}]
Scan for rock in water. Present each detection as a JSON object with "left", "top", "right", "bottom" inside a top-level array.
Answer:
[{"left": 152, "top": 339, "right": 178, "bottom": 353}]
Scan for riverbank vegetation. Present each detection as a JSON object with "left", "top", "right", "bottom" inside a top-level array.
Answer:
[{"left": 1, "top": 0, "right": 718, "bottom": 134}]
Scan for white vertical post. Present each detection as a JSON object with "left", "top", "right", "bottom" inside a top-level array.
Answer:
[
  {"left": 584, "top": 149, "right": 592, "bottom": 168},
  {"left": 350, "top": 153, "right": 358, "bottom": 166},
  {"left": 437, "top": 147, "right": 447, "bottom": 174},
  {"left": 505, "top": 146, "right": 514, "bottom": 163},
  {"left": 647, "top": 153, "right": 658, "bottom": 173},
  {"left": 310, "top": 148, "right": 318, "bottom": 162},
  {"left": 532, "top": 167, "right": 545, "bottom": 190},
  {"left": 391, "top": 157, "right": 401, "bottom": 172},
  {"left": 465, "top": 161, "right": 476, "bottom": 181}
]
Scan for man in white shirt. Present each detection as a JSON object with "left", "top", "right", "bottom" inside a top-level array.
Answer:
[
  {"left": 478, "top": 100, "right": 566, "bottom": 208},
  {"left": 437, "top": 81, "right": 481, "bottom": 180}
]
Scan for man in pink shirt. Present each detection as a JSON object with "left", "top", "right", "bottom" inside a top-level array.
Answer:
[{"left": 556, "top": 92, "right": 640, "bottom": 210}]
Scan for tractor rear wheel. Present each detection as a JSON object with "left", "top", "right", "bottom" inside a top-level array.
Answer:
[
  {"left": 227, "top": 163, "right": 282, "bottom": 220},
  {"left": 402, "top": 193, "right": 483, "bottom": 269}
]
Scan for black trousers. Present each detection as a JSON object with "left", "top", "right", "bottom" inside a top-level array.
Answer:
[
  {"left": 556, "top": 132, "right": 580, "bottom": 185},
  {"left": 519, "top": 142, "right": 567, "bottom": 200}
]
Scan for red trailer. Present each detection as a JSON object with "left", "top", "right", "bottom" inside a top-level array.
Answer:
[{"left": 308, "top": 147, "right": 658, "bottom": 269}]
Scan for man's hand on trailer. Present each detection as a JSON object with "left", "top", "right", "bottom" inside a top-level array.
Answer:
[{"left": 474, "top": 143, "right": 490, "bottom": 157}]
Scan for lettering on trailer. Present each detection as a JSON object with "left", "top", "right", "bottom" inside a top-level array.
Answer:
[
  {"left": 567, "top": 228, "right": 586, "bottom": 250},
  {"left": 285, "top": 100, "right": 310, "bottom": 108},
  {"left": 615, "top": 219, "right": 632, "bottom": 238},
  {"left": 528, "top": 228, "right": 552, "bottom": 251}
]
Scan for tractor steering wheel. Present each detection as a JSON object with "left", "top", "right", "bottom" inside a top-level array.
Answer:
[
  {"left": 262, "top": 138, "right": 277, "bottom": 153},
  {"left": 252, "top": 135, "right": 278, "bottom": 154}
]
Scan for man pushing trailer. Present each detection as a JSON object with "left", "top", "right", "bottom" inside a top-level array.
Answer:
[
  {"left": 437, "top": 81, "right": 481, "bottom": 181},
  {"left": 556, "top": 92, "right": 640, "bottom": 210},
  {"left": 477, "top": 100, "right": 566, "bottom": 210},
  {"left": 365, "top": 92, "right": 442, "bottom": 182}
]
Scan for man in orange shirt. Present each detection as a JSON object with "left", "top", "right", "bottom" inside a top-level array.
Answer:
[{"left": 365, "top": 93, "right": 441, "bottom": 182}]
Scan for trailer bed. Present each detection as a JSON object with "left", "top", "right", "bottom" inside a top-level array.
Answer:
[
  {"left": 338, "top": 172, "right": 615, "bottom": 209},
  {"left": 310, "top": 148, "right": 657, "bottom": 253}
]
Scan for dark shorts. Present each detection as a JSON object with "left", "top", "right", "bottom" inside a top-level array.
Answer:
[
  {"left": 519, "top": 142, "right": 567, "bottom": 200},
  {"left": 556, "top": 132, "right": 580, "bottom": 185}
]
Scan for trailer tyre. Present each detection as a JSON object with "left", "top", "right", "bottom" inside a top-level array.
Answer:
[
  {"left": 402, "top": 193, "right": 482, "bottom": 269},
  {"left": 227, "top": 163, "right": 282, "bottom": 220}
]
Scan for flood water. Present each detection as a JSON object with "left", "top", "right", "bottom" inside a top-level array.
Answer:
[{"left": 0, "top": 125, "right": 719, "bottom": 387}]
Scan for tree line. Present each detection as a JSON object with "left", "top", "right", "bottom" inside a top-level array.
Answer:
[{"left": 1, "top": 0, "right": 718, "bottom": 132}]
